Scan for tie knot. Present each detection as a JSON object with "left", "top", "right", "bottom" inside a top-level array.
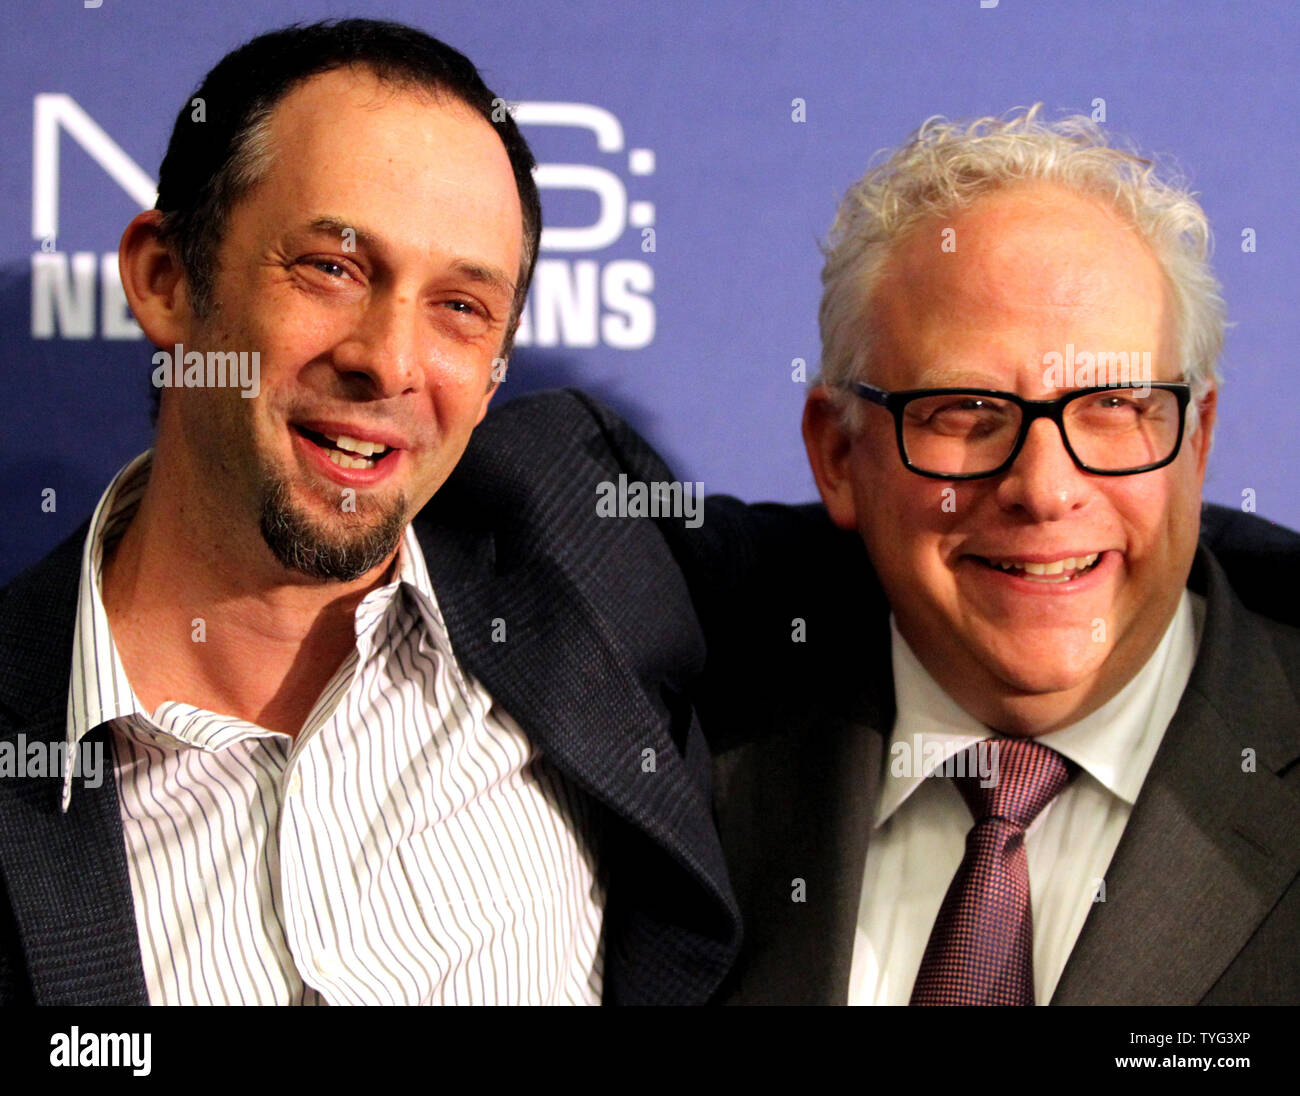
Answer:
[{"left": 950, "top": 739, "right": 1076, "bottom": 829}]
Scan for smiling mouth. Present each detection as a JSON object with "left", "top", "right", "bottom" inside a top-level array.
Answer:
[
  {"left": 970, "top": 552, "right": 1103, "bottom": 584},
  {"left": 292, "top": 425, "right": 397, "bottom": 470}
]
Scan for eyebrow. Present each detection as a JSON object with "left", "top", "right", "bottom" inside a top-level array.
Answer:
[
  {"left": 299, "top": 217, "right": 517, "bottom": 300},
  {"left": 302, "top": 216, "right": 381, "bottom": 251},
  {"left": 447, "top": 259, "right": 518, "bottom": 302}
]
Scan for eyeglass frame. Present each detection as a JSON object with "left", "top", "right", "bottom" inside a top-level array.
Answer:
[{"left": 845, "top": 380, "right": 1193, "bottom": 480}]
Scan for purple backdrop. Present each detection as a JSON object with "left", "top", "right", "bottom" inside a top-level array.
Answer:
[{"left": 4, "top": 0, "right": 1297, "bottom": 584}]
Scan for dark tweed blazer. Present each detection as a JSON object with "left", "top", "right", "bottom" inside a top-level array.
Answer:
[{"left": 0, "top": 389, "right": 740, "bottom": 1005}]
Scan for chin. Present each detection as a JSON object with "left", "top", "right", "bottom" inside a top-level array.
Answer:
[
  {"left": 977, "top": 639, "right": 1109, "bottom": 698},
  {"left": 255, "top": 456, "right": 411, "bottom": 580}
]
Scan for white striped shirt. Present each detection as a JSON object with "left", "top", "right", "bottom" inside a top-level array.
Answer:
[{"left": 63, "top": 451, "right": 605, "bottom": 1005}]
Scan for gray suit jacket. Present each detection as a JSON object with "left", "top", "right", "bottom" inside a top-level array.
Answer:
[{"left": 687, "top": 504, "right": 1300, "bottom": 1004}]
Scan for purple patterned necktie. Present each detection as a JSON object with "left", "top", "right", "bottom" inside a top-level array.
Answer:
[{"left": 909, "top": 738, "right": 1077, "bottom": 1006}]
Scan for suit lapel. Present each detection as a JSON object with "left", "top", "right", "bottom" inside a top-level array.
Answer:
[
  {"left": 711, "top": 594, "right": 894, "bottom": 1005},
  {"left": 0, "top": 717, "right": 148, "bottom": 1004},
  {"left": 0, "top": 524, "right": 148, "bottom": 1004},
  {"left": 1051, "top": 549, "right": 1300, "bottom": 1004},
  {"left": 414, "top": 516, "right": 739, "bottom": 998},
  {"left": 714, "top": 707, "right": 882, "bottom": 1004},
  {"left": 420, "top": 520, "right": 728, "bottom": 883}
]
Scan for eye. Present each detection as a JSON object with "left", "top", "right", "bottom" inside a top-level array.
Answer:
[
  {"left": 907, "top": 395, "right": 1014, "bottom": 435},
  {"left": 1091, "top": 394, "right": 1144, "bottom": 413},
  {"left": 1070, "top": 391, "right": 1154, "bottom": 435},
  {"left": 436, "top": 297, "right": 494, "bottom": 337},
  {"left": 291, "top": 256, "right": 363, "bottom": 287},
  {"left": 310, "top": 259, "right": 351, "bottom": 279},
  {"left": 930, "top": 397, "right": 998, "bottom": 416}
]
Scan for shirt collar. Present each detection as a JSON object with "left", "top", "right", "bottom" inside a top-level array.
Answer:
[
  {"left": 63, "top": 450, "right": 451, "bottom": 811},
  {"left": 359, "top": 517, "right": 456, "bottom": 666},
  {"left": 876, "top": 590, "right": 1201, "bottom": 827},
  {"left": 63, "top": 451, "right": 154, "bottom": 811}
]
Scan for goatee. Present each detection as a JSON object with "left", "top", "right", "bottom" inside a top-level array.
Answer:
[{"left": 258, "top": 473, "right": 408, "bottom": 582}]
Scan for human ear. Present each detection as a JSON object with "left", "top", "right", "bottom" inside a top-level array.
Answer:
[{"left": 803, "top": 386, "right": 861, "bottom": 531}]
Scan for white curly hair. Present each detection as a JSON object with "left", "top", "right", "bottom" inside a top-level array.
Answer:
[{"left": 816, "top": 105, "right": 1225, "bottom": 435}]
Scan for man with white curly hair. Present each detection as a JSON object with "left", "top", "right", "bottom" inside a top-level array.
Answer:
[{"left": 700, "top": 106, "right": 1300, "bottom": 1005}]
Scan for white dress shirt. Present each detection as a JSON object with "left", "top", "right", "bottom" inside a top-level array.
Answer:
[
  {"left": 849, "top": 592, "right": 1203, "bottom": 1005},
  {"left": 64, "top": 451, "right": 605, "bottom": 1005}
]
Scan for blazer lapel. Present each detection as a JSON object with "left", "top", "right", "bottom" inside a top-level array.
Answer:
[
  {"left": 1051, "top": 548, "right": 1300, "bottom": 1004},
  {"left": 414, "top": 516, "right": 740, "bottom": 999},
  {"left": 0, "top": 717, "right": 148, "bottom": 1004},
  {"left": 0, "top": 524, "right": 148, "bottom": 1004},
  {"left": 714, "top": 707, "right": 883, "bottom": 1004},
  {"left": 711, "top": 599, "right": 894, "bottom": 1005}
]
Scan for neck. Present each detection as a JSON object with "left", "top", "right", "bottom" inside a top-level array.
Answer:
[{"left": 101, "top": 445, "right": 399, "bottom": 738}]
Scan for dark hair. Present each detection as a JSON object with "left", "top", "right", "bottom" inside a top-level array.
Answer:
[{"left": 150, "top": 18, "right": 540, "bottom": 421}]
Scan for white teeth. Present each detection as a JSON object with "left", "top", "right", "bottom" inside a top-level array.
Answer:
[
  {"left": 326, "top": 450, "right": 377, "bottom": 470},
  {"left": 324, "top": 432, "right": 388, "bottom": 457},
  {"left": 988, "top": 552, "right": 1100, "bottom": 580}
]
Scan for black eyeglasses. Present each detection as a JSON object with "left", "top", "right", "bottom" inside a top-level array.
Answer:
[{"left": 847, "top": 381, "right": 1192, "bottom": 480}]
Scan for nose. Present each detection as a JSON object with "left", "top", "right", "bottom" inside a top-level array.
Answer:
[
  {"left": 331, "top": 289, "right": 422, "bottom": 399},
  {"left": 994, "top": 417, "right": 1091, "bottom": 521}
]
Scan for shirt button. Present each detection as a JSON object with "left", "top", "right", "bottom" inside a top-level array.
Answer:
[{"left": 286, "top": 770, "right": 302, "bottom": 798}]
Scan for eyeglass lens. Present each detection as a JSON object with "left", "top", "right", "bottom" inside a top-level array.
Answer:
[{"left": 899, "top": 390, "right": 1182, "bottom": 475}]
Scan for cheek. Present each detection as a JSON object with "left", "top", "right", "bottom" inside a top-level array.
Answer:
[
  {"left": 259, "top": 320, "right": 340, "bottom": 369},
  {"left": 856, "top": 448, "right": 966, "bottom": 545},
  {"left": 1108, "top": 473, "right": 1190, "bottom": 570},
  {"left": 853, "top": 429, "right": 910, "bottom": 519},
  {"left": 427, "top": 373, "right": 492, "bottom": 431},
  {"left": 238, "top": 281, "right": 352, "bottom": 357},
  {"left": 854, "top": 455, "right": 963, "bottom": 598},
  {"left": 427, "top": 344, "right": 496, "bottom": 395}
]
